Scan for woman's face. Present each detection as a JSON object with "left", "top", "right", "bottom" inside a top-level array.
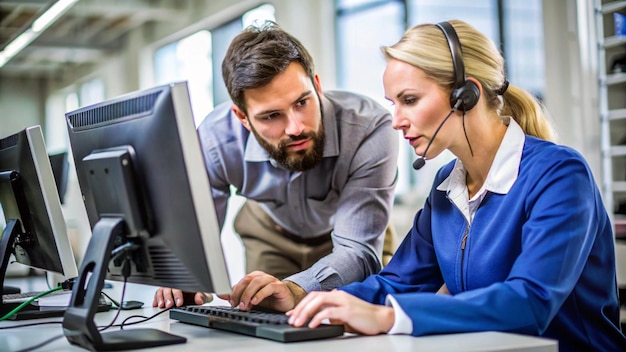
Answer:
[{"left": 383, "top": 58, "right": 455, "bottom": 160}]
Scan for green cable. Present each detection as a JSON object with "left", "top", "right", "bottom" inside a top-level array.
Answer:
[{"left": 0, "top": 286, "right": 64, "bottom": 321}]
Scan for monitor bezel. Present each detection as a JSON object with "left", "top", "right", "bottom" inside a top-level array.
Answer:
[{"left": 0, "top": 126, "right": 77, "bottom": 279}]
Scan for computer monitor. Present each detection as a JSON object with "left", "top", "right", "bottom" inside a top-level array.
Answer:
[
  {"left": 0, "top": 125, "right": 78, "bottom": 319},
  {"left": 48, "top": 151, "right": 69, "bottom": 204},
  {"left": 62, "top": 81, "right": 231, "bottom": 350}
]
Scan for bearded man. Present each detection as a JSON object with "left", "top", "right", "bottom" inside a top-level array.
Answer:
[{"left": 154, "top": 22, "right": 398, "bottom": 310}]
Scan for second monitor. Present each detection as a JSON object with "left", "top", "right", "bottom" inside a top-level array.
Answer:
[{"left": 0, "top": 125, "right": 78, "bottom": 320}]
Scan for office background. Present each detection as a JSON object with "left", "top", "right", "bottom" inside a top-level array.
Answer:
[{"left": 0, "top": 0, "right": 621, "bottom": 289}]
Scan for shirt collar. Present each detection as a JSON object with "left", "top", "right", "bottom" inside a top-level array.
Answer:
[
  {"left": 243, "top": 94, "right": 340, "bottom": 164},
  {"left": 436, "top": 116, "right": 524, "bottom": 196}
]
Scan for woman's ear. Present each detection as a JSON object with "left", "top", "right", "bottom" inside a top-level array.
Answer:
[{"left": 466, "top": 77, "right": 482, "bottom": 96}]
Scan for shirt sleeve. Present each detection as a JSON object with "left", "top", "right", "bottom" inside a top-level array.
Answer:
[
  {"left": 385, "top": 294, "right": 413, "bottom": 334},
  {"left": 196, "top": 104, "right": 236, "bottom": 231}
]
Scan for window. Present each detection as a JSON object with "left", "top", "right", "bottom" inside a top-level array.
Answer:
[
  {"left": 44, "top": 78, "right": 103, "bottom": 153},
  {"left": 335, "top": 0, "right": 411, "bottom": 195},
  {"left": 408, "top": 0, "right": 498, "bottom": 39},
  {"left": 153, "top": 4, "right": 275, "bottom": 127},
  {"left": 501, "top": 0, "right": 545, "bottom": 99}
]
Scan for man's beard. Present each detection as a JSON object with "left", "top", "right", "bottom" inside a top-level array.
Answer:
[{"left": 250, "top": 121, "right": 325, "bottom": 172}]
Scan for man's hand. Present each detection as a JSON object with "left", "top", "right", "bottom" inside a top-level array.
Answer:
[
  {"left": 217, "top": 271, "right": 306, "bottom": 312},
  {"left": 152, "top": 287, "right": 212, "bottom": 308}
]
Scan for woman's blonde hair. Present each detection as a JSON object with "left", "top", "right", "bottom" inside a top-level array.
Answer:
[{"left": 382, "top": 19, "right": 556, "bottom": 142}]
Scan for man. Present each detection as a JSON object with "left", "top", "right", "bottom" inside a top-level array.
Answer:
[{"left": 153, "top": 22, "right": 398, "bottom": 310}]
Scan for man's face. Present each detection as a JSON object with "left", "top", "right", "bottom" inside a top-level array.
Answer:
[{"left": 232, "top": 62, "right": 325, "bottom": 172}]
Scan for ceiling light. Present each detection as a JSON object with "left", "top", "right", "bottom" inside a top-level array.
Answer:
[
  {"left": 32, "top": 0, "right": 79, "bottom": 33},
  {"left": 3, "top": 30, "right": 36, "bottom": 58},
  {"left": 0, "top": 0, "right": 79, "bottom": 68}
]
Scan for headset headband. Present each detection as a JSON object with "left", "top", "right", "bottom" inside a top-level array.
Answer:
[{"left": 435, "top": 21, "right": 465, "bottom": 90}]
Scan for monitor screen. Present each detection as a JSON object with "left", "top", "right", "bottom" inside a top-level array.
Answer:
[
  {"left": 0, "top": 125, "right": 78, "bottom": 318},
  {"left": 62, "top": 81, "right": 231, "bottom": 350},
  {"left": 48, "top": 151, "right": 69, "bottom": 204}
]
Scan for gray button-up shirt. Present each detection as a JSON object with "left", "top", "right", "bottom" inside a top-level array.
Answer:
[{"left": 197, "top": 90, "right": 399, "bottom": 292}]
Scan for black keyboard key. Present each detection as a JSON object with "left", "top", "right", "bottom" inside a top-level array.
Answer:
[{"left": 170, "top": 305, "right": 344, "bottom": 342}]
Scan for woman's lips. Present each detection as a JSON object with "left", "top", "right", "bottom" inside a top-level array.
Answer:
[{"left": 405, "top": 136, "right": 420, "bottom": 148}]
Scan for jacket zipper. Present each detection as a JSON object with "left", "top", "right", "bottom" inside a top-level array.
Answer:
[{"left": 459, "top": 224, "right": 469, "bottom": 291}]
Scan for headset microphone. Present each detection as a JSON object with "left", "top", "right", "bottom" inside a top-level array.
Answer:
[
  {"left": 412, "top": 100, "right": 461, "bottom": 170},
  {"left": 412, "top": 156, "right": 426, "bottom": 170}
]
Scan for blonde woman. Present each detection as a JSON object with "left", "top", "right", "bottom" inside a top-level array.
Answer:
[{"left": 281, "top": 20, "right": 625, "bottom": 351}]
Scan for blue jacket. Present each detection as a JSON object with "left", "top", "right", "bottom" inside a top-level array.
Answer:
[{"left": 341, "top": 136, "right": 625, "bottom": 351}]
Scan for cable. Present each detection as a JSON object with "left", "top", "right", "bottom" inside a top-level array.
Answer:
[
  {"left": 461, "top": 110, "right": 474, "bottom": 157},
  {"left": 100, "top": 290, "right": 121, "bottom": 309},
  {"left": 97, "top": 276, "right": 128, "bottom": 332},
  {"left": 110, "top": 241, "right": 138, "bottom": 262},
  {"left": 0, "top": 286, "right": 63, "bottom": 321},
  {"left": 119, "top": 307, "right": 171, "bottom": 329}
]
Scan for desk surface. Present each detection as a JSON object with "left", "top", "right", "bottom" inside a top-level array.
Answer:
[{"left": 1, "top": 276, "right": 558, "bottom": 352}]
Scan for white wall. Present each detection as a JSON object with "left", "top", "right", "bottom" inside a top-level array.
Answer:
[
  {"left": 542, "top": 0, "right": 600, "bottom": 179},
  {"left": 0, "top": 77, "right": 46, "bottom": 138}
]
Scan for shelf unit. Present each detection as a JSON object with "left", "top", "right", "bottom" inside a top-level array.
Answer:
[
  {"left": 597, "top": 2, "right": 626, "bottom": 324},
  {"left": 596, "top": 0, "right": 626, "bottom": 239}
]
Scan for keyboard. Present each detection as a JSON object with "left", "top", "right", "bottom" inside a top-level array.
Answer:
[
  {"left": 2, "top": 291, "right": 42, "bottom": 304},
  {"left": 170, "top": 305, "right": 344, "bottom": 342},
  {"left": 2, "top": 289, "right": 73, "bottom": 304}
]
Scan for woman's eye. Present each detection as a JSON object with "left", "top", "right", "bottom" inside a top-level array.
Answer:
[{"left": 404, "top": 97, "right": 417, "bottom": 105}]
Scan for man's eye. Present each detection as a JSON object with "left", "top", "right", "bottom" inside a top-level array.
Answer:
[
  {"left": 296, "top": 99, "right": 307, "bottom": 107},
  {"left": 260, "top": 112, "right": 280, "bottom": 120},
  {"left": 269, "top": 113, "right": 281, "bottom": 120}
]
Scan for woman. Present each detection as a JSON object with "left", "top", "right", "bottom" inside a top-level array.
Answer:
[{"left": 286, "top": 20, "right": 626, "bottom": 351}]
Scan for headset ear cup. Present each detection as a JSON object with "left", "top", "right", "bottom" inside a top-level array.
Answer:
[{"left": 450, "top": 80, "right": 480, "bottom": 111}]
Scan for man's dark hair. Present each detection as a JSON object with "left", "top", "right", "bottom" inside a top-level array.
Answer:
[{"left": 222, "top": 21, "right": 315, "bottom": 113}]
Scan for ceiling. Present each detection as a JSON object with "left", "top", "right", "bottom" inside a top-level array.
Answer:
[{"left": 0, "top": 0, "right": 189, "bottom": 79}]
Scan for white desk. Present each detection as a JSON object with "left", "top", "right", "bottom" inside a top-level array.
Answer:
[{"left": 1, "top": 277, "right": 558, "bottom": 352}]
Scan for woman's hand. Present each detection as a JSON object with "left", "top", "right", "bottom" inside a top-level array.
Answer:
[{"left": 286, "top": 290, "right": 395, "bottom": 335}]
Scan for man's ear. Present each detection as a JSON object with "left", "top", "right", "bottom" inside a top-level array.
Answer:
[
  {"left": 232, "top": 104, "right": 251, "bottom": 131},
  {"left": 313, "top": 74, "right": 322, "bottom": 96}
]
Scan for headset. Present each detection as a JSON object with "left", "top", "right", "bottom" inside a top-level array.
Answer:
[
  {"left": 413, "top": 22, "right": 480, "bottom": 170},
  {"left": 435, "top": 21, "right": 480, "bottom": 112}
]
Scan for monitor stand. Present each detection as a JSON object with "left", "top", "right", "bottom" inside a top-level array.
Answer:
[
  {"left": 1, "top": 219, "right": 63, "bottom": 320},
  {"left": 62, "top": 216, "right": 186, "bottom": 351}
]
